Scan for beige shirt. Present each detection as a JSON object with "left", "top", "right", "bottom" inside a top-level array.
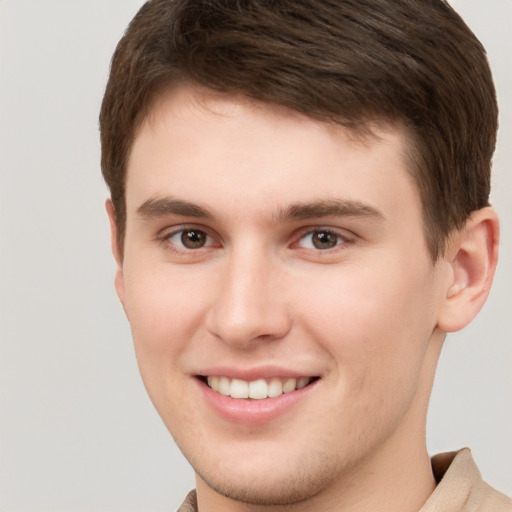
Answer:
[{"left": 177, "top": 448, "right": 511, "bottom": 512}]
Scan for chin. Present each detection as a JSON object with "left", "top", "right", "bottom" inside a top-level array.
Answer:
[
  {"left": 198, "top": 466, "right": 335, "bottom": 506},
  {"left": 189, "top": 441, "right": 344, "bottom": 507}
]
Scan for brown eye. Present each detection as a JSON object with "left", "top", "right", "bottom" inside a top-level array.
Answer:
[
  {"left": 311, "top": 231, "right": 339, "bottom": 249},
  {"left": 297, "top": 229, "right": 346, "bottom": 250},
  {"left": 180, "top": 229, "right": 208, "bottom": 249}
]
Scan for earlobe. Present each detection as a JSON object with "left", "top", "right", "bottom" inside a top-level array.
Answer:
[
  {"left": 105, "top": 199, "right": 126, "bottom": 307},
  {"left": 437, "top": 207, "right": 499, "bottom": 333}
]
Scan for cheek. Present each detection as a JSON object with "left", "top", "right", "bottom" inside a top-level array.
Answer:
[
  {"left": 296, "top": 260, "right": 437, "bottom": 387},
  {"left": 121, "top": 265, "right": 208, "bottom": 423},
  {"left": 122, "top": 261, "right": 206, "bottom": 367}
]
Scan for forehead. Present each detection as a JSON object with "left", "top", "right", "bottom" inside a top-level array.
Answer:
[{"left": 125, "top": 84, "right": 419, "bottom": 226}]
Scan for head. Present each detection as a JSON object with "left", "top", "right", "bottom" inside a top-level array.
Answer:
[{"left": 100, "top": 0, "right": 499, "bottom": 508}]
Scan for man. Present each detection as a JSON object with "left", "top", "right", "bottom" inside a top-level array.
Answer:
[{"left": 99, "top": 1, "right": 511, "bottom": 510}]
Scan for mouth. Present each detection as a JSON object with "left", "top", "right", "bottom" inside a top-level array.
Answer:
[{"left": 197, "top": 375, "right": 320, "bottom": 400}]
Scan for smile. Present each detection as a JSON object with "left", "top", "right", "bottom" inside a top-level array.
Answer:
[
  {"left": 204, "top": 376, "right": 317, "bottom": 399},
  {"left": 196, "top": 372, "right": 321, "bottom": 425}
]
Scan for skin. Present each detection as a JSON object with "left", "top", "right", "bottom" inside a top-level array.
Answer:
[{"left": 108, "top": 84, "right": 498, "bottom": 512}]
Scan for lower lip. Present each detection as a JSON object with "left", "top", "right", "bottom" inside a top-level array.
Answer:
[{"left": 196, "top": 378, "right": 318, "bottom": 426}]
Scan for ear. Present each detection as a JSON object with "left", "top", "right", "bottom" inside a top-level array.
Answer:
[
  {"left": 105, "top": 199, "right": 126, "bottom": 307},
  {"left": 437, "top": 207, "right": 499, "bottom": 332}
]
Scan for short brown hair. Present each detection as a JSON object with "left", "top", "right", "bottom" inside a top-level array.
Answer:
[{"left": 100, "top": 0, "right": 498, "bottom": 260}]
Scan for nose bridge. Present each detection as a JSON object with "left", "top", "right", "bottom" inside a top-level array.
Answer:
[{"left": 205, "top": 243, "right": 290, "bottom": 346}]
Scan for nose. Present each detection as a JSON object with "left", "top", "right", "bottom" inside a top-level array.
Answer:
[{"left": 204, "top": 248, "right": 292, "bottom": 348}]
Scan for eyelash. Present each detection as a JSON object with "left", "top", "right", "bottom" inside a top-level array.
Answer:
[
  {"left": 293, "top": 228, "right": 354, "bottom": 252},
  {"left": 157, "top": 225, "right": 355, "bottom": 255},
  {"left": 157, "top": 226, "right": 218, "bottom": 254}
]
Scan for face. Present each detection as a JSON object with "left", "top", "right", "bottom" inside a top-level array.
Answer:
[{"left": 115, "top": 85, "right": 449, "bottom": 507}]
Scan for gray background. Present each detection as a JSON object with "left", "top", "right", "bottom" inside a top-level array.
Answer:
[{"left": 0, "top": 1, "right": 510, "bottom": 510}]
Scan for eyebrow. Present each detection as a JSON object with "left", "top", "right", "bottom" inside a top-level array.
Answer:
[
  {"left": 136, "top": 196, "right": 384, "bottom": 223},
  {"left": 274, "top": 199, "right": 385, "bottom": 223},
  {"left": 137, "top": 197, "right": 216, "bottom": 220}
]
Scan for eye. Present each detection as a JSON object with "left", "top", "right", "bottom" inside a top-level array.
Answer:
[
  {"left": 297, "top": 229, "right": 348, "bottom": 250},
  {"left": 167, "top": 228, "right": 212, "bottom": 250}
]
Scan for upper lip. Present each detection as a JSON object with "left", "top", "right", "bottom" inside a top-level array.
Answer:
[{"left": 194, "top": 365, "right": 320, "bottom": 381}]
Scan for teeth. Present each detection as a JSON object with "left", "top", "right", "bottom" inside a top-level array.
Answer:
[
  {"left": 268, "top": 378, "right": 284, "bottom": 398},
  {"left": 248, "top": 379, "right": 268, "bottom": 399},
  {"left": 219, "top": 376, "right": 231, "bottom": 395},
  {"left": 206, "top": 376, "right": 313, "bottom": 399},
  {"left": 297, "top": 377, "right": 309, "bottom": 389},
  {"left": 230, "top": 379, "right": 249, "bottom": 398},
  {"left": 282, "top": 378, "right": 297, "bottom": 393}
]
